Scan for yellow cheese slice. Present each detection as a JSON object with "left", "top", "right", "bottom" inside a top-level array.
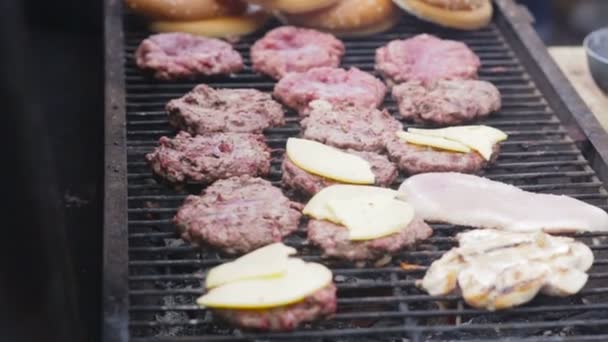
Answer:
[
  {"left": 286, "top": 138, "right": 375, "bottom": 184},
  {"left": 408, "top": 126, "right": 508, "bottom": 160},
  {"left": 197, "top": 259, "right": 333, "bottom": 309},
  {"left": 303, "top": 184, "right": 399, "bottom": 223},
  {"left": 328, "top": 195, "right": 415, "bottom": 240},
  {"left": 205, "top": 243, "right": 297, "bottom": 289},
  {"left": 396, "top": 131, "right": 471, "bottom": 153}
]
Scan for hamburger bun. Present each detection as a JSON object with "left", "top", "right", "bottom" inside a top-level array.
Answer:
[
  {"left": 283, "top": 0, "right": 399, "bottom": 37},
  {"left": 149, "top": 7, "right": 270, "bottom": 38},
  {"left": 125, "top": 0, "right": 247, "bottom": 21},
  {"left": 246, "top": 0, "right": 339, "bottom": 14},
  {"left": 392, "top": 0, "right": 492, "bottom": 30}
]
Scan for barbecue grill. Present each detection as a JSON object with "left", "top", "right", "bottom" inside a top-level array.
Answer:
[{"left": 103, "top": 0, "right": 608, "bottom": 340}]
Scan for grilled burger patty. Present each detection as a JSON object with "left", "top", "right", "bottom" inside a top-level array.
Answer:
[
  {"left": 251, "top": 26, "right": 345, "bottom": 80},
  {"left": 174, "top": 176, "right": 302, "bottom": 254},
  {"left": 392, "top": 80, "right": 501, "bottom": 125},
  {"left": 213, "top": 284, "right": 337, "bottom": 331},
  {"left": 307, "top": 218, "right": 433, "bottom": 262},
  {"left": 167, "top": 84, "right": 285, "bottom": 134},
  {"left": 135, "top": 33, "right": 243, "bottom": 80},
  {"left": 146, "top": 131, "right": 271, "bottom": 185},
  {"left": 282, "top": 150, "right": 398, "bottom": 195},
  {"left": 273, "top": 67, "right": 387, "bottom": 115},
  {"left": 375, "top": 34, "right": 480, "bottom": 85},
  {"left": 300, "top": 102, "right": 402, "bottom": 152},
  {"left": 386, "top": 138, "right": 500, "bottom": 175}
]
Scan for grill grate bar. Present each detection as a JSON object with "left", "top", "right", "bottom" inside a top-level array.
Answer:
[
  {"left": 128, "top": 319, "right": 608, "bottom": 341},
  {"left": 127, "top": 302, "right": 608, "bottom": 320},
  {"left": 126, "top": 270, "right": 608, "bottom": 285},
  {"left": 125, "top": 181, "right": 604, "bottom": 192},
  {"left": 127, "top": 244, "right": 608, "bottom": 255},
  {"left": 126, "top": 257, "right": 608, "bottom": 268}
]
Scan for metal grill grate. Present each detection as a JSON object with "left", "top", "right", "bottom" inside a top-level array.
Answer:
[{"left": 108, "top": 2, "right": 608, "bottom": 341}]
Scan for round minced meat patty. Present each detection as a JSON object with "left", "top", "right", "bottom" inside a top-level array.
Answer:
[
  {"left": 282, "top": 150, "right": 398, "bottom": 195},
  {"left": 174, "top": 176, "right": 302, "bottom": 254},
  {"left": 307, "top": 218, "right": 433, "bottom": 262},
  {"left": 251, "top": 26, "right": 345, "bottom": 80},
  {"left": 213, "top": 283, "right": 337, "bottom": 331},
  {"left": 375, "top": 34, "right": 480, "bottom": 86},
  {"left": 167, "top": 84, "right": 285, "bottom": 134},
  {"left": 135, "top": 33, "right": 243, "bottom": 81},
  {"left": 300, "top": 101, "right": 402, "bottom": 152},
  {"left": 385, "top": 138, "right": 500, "bottom": 175},
  {"left": 273, "top": 67, "right": 387, "bottom": 115},
  {"left": 392, "top": 80, "right": 501, "bottom": 125},
  {"left": 146, "top": 132, "right": 271, "bottom": 185}
]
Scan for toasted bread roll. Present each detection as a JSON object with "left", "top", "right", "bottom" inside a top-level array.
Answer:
[
  {"left": 125, "top": 0, "right": 247, "bottom": 21},
  {"left": 282, "top": 0, "right": 399, "bottom": 37},
  {"left": 392, "top": 0, "right": 492, "bottom": 30},
  {"left": 149, "top": 7, "right": 270, "bottom": 38}
]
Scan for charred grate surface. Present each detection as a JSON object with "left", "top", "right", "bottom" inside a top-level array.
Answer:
[{"left": 120, "top": 11, "right": 608, "bottom": 342}]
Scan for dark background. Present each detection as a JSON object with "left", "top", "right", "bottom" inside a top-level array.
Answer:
[{"left": 0, "top": 1, "right": 605, "bottom": 341}]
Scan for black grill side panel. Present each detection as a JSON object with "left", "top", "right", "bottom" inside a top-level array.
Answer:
[{"left": 109, "top": 5, "right": 608, "bottom": 342}]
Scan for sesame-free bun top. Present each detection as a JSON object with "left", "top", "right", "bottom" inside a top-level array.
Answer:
[
  {"left": 282, "top": 0, "right": 400, "bottom": 37},
  {"left": 125, "top": 0, "right": 247, "bottom": 21},
  {"left": 149, "top": 6, "right": 270, "bottom": 38},
  {"left": 392, "top": 0, "right": 492, "bottom": 30}
]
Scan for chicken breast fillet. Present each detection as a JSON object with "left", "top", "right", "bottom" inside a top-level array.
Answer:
[{"left": 399, "top": 172, "right": 608, "bottom": 233}]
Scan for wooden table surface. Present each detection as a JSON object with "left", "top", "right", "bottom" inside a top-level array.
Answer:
[{"left": 549, "top": 46, "right": 608, "bottom": 130}]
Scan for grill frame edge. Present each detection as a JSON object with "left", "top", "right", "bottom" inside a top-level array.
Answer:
[
  {"left": 493, "top": 0, "right": 608, "bottom": 185},
  {"left": 103, "top": 0, "right": 130, "bottom": 341}
]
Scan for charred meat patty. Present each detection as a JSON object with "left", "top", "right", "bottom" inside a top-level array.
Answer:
[
  {"left": 167, "top": 84, "right": 285, "bottom": 134},
  {"left": 273, "top": 67, "right": 386, "bottom": 115},
  {"left": 375, "top": 34, "right": 480, "bottom": 85},
  {"left": 135, "top": 33, "right": 243, "bottom": 81},
  {"left": 392, "top": 80, "right": 501, "bottom": 125},
  {"left": 251, "top": 26, "right": 345, "bottom": 80},
  {"left": 146, "top": 132, "right": 271, "bottom": 185},
  {"left": 385, "top": 138, "right": 500, "bottom": 175},
  {"left": 213, "top": 283, "right": 337, "bottom": 331},
  {"left": 300, "top": 101, "right": 402, "bottom": 152},
  {"left": 174, "top": 176, "right": 302, "bottom": 254},
  {"left": 307, "top": 218, "right": 433, "bottom": 262},
  {"left": 282, "top": 149, "right": 398, "bottom": 195}
]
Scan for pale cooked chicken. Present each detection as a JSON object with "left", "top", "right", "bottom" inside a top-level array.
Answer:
[
  {"left": 420, "top": 229, "right": 594, "bottom": 310},
  {"left": 399, "top": 172, "right": 608, "bottom": 233}
]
